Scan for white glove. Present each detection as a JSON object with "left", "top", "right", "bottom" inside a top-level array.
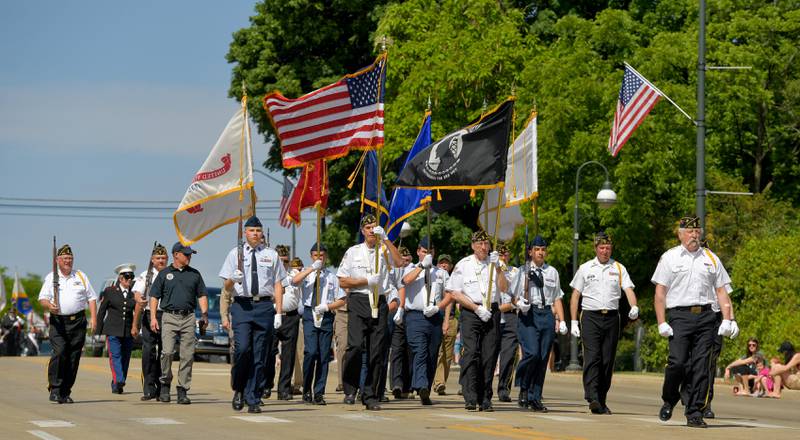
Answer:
[
  {"left": 558, "top": 320, "right": 568, "bottom": 335},
  {"left": 628, "top": 306, "right": 639, "bottom": 320},
  {"left": 230, "top": 269, "right": 244, "bottom": 283},
  {"left": 367, "top": 274, "right": 380, "bottom": 289},
  {"left": 718, "top": 319, "right": 733, "bottom": 337},
  {"left": 274, "top": 314, "right": 283, "bottom": 329},
  {"left": 393, "top": 308, "right": 404, "bottom": 324},
  {"left": 314, "top": 303, "right": 329, "bottom": 314},
  {"left": 311, "top": 259, "right": 323, "bottom": 271},
  {"left": 729, "top": 320, "right": 740, "bottom": 339},
  {"left": 570, "top": 320, "right": 580, "bottom": 338},
  {"left": 489, "top": 251, "right": 500, "bottom": 265},
  {"left": 516, "top": 298, "right": 531, "bottom": 314},
  {"left": 658, "top": 322, "right": 673, "bottom": 337},
  {"left": 423, "top": 305, "right": 439, "bottom": 318},
  {"left": 420, "top": 254, "right": 433, "bottom": 269},
  {"left": 372, "top": 226, "right": 387, "bottom": 240},
  {"left": 476, "top": 305, "right": 492, "bottom": 322}
]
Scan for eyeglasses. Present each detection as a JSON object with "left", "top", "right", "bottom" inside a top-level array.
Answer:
[
  {"left": 748, "top": 343, "right": 757, "bottom": 347},
  {"left": 121, "top": 273, "right": 135, "bottom": 280}
]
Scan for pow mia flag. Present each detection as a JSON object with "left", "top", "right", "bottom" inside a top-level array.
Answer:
[{"left": 395, "top": 99, "right": 514, "bottom": 190}]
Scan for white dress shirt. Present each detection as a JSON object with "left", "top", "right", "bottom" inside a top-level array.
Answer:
[
  {"left": 336, "top": 242, "right": 395, "bottom": 295},
  {"left": 445, "top": 255, "right": 503, "bottom": 305},
  {"left": 651, "top": 245, "right": 730, "bottom": 309},
  {"left": 219, "top": 243, "right": 287, "bottom": 297},
  {"left": 132, "top": 267, "right": 161, "bottom": 310},
  {"left": 511, "top": 263, "right": 564, "bottom": 307},
  {"left": 299, "top": 267, "right": 344, "bottom": 309},
  {"left": 402, "top": 265, "right": 446, "bottom": 311},
  {"left": 39, "top": 270, "right": 98, "bottom": 316},
  {"left": 570, "top": 257, "right": 634, "bottom": 311}
]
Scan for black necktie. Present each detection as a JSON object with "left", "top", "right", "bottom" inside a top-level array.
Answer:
[
  {"left": 313, "top": 271, "right": 320, "bottom": 306},
  {"left": 250, "top": 249, "right": 258, "bottom": 296},
  {"left": 536, "top": 268, "right": 545, "bottom": 306}
]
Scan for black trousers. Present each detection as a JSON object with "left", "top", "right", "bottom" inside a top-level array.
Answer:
[
  {"left": 580, "top": 310, "right": 619, "bottom": 406},
  {"left": 459, "top": 304, "right": 501, "bottom": 405},
  {"left": 343, "top": 294, "right": 388, "bottom": 405},
  {"left": 48, "top": 313, "right": 87, "bottom": 397},
  {"left": 662, "top": 307, "right": 717, "bottom": 418},
  {"left": 497, "top": 312, "right": 519, "bottom": 398},
  {"left": 681, "top": 312, "right": 723, "bottom": 408},
  {"left": 389, "top": 320, "right": 411, "bottom": 393},
  {"left": 140, "top": 311, "right": 162, "bottom": 396},
  {"left": 265, "top": 310, "right": 301, "bottom": 395}
]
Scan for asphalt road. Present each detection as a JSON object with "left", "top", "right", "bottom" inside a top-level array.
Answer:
[{"left": 1, "top": 356, "right": 798, "bottom": 440}]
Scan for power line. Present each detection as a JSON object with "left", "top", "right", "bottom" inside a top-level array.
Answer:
[
  {"left": 0, "top": 196, "right": 281, "bottom": 203},
  {"left": 0, "top": 212, "right": 283, "bottom": 221},
  {"left": 0, "top": 203, "right": 280, "bottom": 211}
]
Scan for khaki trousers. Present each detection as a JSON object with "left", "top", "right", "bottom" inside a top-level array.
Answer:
[
  {"left": 333, "top": 308, "right": 348, "bottom": 388},
  {"left": 433, "top": 315, "right": 458, "bottom": 391},
  {"left": 160, "top": 312, "right": 196, "bottom": 390}
]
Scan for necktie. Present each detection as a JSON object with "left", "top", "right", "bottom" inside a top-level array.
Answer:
[
  {"left": 313, "top": 271, "right": 320, "bottom": 306},
  {"left": 536, "top": 268, "right": 545, "bottom": 306},
  {"left": 250, "top": 249, "right": 258, "bottom": 296}
]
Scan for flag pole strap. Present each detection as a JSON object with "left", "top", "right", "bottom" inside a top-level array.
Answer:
[{"left": 623, "top": 62, "right": 695, "bottom": 125}]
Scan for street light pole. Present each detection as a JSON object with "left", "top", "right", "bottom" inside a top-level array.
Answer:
[
  {"left": 566, "top": 160, "right": 616, "bottom": 372},
  {"left": 253, "top": 169, "right": 296, "bottom": 258}
]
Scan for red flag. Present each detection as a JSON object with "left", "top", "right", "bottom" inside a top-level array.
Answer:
[{"left": 287, "top": 160, "right": 329, "bottom": 225}]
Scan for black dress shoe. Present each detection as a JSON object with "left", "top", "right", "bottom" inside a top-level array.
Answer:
[
  {"left": 232, "top": 391, "right": 244, "bottom": 411},
  {"left": 498, "top": 394, "right": 511, "bottom": 402},
  {"left": 392, "top": 387, "right": 402, "bottom": 399},
  {"left": 158, "top": 387, "right": 171, "bottom": 403},
  {"left": 659, "top": 402, "right": 673, "bottom": 421},
  {"left": 365, "top": 402, "right": 381, "bottom": 411},
  {"left": 518, "top": 393, "right": 529, "bottom": 408},
  {"left": 343, "top": 394, "right": 356, "bottom": 405},
  {"left": 140, "top": 394, "right": 156, "bottom": 401},
  {"left": 589, "top": 400, "right": 603, "bottom": 414},
  {"left": 379, "top": 395, "right": 389, "bottom": 403},
  {"left": 465, "top": 401, "right": 477, "bottom": 411},
  {"left": 703, "top": 408, "right": 715, "bottom": 419},
  {"left": 335, "top": 384, "right": 343, "bottom": 392},
  {"left": 248, "top": 404, "right": 262, "bottom": 413},
  {"left": 58, "top": 395, "right": 74, "bottom": 404},
  {"left": 314, "top": 394, "right": 327, "bottom": 406},
  {"left": 257, "top": 399, "right": 265, "bottom": 406},
  {"left": 176, "top": 387, "right": 191, "bottom": 405},
  {"left": 302, "top": 393, "right": 313, "bottom": 404},
  {"left": 480, "top": 401, "right": 494, "bottom": 412},
  {"left": 419, "top": 388, "right": 432, "bottom": 406},
  {"left": 49, "top": 390, "right": 60, "bottom": 402},
  {"left": 601, "top": 405, "right": 612, "bottom": 415},
  {"left": 263, "top": 388, "right": 272, "bottom": 399},
  {"left": 530, "top": 400, "right": 548, "bottom": 412},
  {"left": 687, "top": 416, "right": 707, "bottom": 428},
  {"left": 277, "top": 392, "right": 291, "bottom": 401}
]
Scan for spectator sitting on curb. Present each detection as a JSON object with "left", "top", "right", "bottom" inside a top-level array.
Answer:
[
  {"left": 724, "top": 337, "right": 763, "bottom": 396},
  {"left": 768, "top": 341, "right": 800, "bottom": 398}
]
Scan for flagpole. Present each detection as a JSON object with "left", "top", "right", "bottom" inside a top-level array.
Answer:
[
  {"left": 485, "top": 185, "right": 504, "bottom": 309},
  {"left": 315, "top": 204, "right": 322, "bottom": 306},
  {"left": 372, "top": 39, "right": 388, "bottom": 318},
  {"left": 425, "top": 202, "right": 432, "bottom": 306},
  {"left": 623, "top": 62, "right": 695, "bottom": 124}
]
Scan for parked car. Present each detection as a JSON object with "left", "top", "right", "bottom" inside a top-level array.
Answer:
[{"left": 194, "top": 287, "right": 230, "bottom": 363}]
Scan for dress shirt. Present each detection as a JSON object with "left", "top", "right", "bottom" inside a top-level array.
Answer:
[
  {"left": 219, "top": 243, "right": 287, "bottom": 297},
  {"left": 511, "top": 263, "right": 564, "bottom": 307},
  {"left": 132, "top": 267, "right": 161, "bottom": 310},
  {"left": 570, "top": 257, "right": 634, "bottom": 311},
  {"left": 445, "top": 255, "right": 503, "bottom": 305},
  {"left": 336, "top": 242, "right": 394, "bottom": 295},
  {"left": 402, "top": 265, "right": 446, "bottom": 311},
  {"left": 39, "top": 270, "right": 97, "bottom": 316},
  {"left": 651, "top": 245, "right": 730, "bottom": 309}
]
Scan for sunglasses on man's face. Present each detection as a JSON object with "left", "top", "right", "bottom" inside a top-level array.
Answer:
[{"left": 121, "top": 273, "right": 135, "bottom": 280}]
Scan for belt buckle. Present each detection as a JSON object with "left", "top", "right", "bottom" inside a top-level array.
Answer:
[
  {"left": 690, "top": 306, "right": 701, "bottom": 314},
  {"left": 536, "top": 304, "right": 545, "bottom": 309},
  {"left": 69, "top": 315, "right": 76, "bottom": 321},
  {"left": 253, "top": 295, "right": 261, "bottom": 302},
  {"left": 600, "top": 309, "right": 608, "bottom": 315}
]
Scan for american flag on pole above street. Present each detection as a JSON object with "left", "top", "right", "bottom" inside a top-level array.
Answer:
[
  {"left": 278, "top": 176, "right": 295, "bottom": 228},
  {"left": 608, "top": 64, "right": 663, "bottom": 156},
  {"left": 264, "top": 53, "right": 387, "bottom": 168}
]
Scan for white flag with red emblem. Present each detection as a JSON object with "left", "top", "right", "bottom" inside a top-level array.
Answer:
[{"left": 174, "top": 102, "right": 255, "bottom": 245}]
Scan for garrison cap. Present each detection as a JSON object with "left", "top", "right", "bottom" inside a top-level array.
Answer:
[
  {"left": 275, "top": 245, "right": 290, "bottom": 257},
  {"left": 152, "top": 243, "right": 168, "bottom": 256},
  {"left": 172, "top": 242, "right": 197, "bottom": 255},
  {"left": 418, "top": 236, "right": 431, "bottom": 250},
  {"left": 437, "top": 254, "right": 452, "bottom": 264},
  {"left": 471, "top": 229, "right": 490, "bottom": 243},
  {"left": 244, "top": 216, "right": 263, "bottom": 228},
  {"left": 679, "top": 215, "right": 700, "bottom": 229},
  {"left": 496, "top": 241, "right": 509, "bottom": 254},
  {"left": 398, "top": 246, "right": 411, "bottom": 257},
  {"left": 57, "top": 244, "right": 73, "bottom": 256},
  {"left": 309, "top": 243, "right": 327, "bottom": 254},
  {"left": 360, "top": 214, "right": 377, "bottom": 228},
  {"left": 593, "top": 231, "right": 612, "bottom": 246}
]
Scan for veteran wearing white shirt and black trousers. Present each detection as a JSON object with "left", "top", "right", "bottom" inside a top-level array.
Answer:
[
  {"left": 401, "top": 237, "right": 452, "bottom": 405},
  {"left": 570, "top": 231, "right": 638, "bottom": 415},
  {"left": 39, "top": 244, "right": 98, "bottom": 404},
  {"left": 337, "top": 214, "right": 403, "bottom": 410},
  {"left": 511, "top": 235, "right": 568, "bottom": 411},
  {"left": 219, "top": 216, "right": 285, "bottom": 413},
  {"left": 132, "top": 242, "right": 169, "bottom": 401},
  {"left": 448, "top": 230, "right": 507, "bottom": 412},
  {"left": 653, "top": 216, "right": 738, "bottom": 428}
]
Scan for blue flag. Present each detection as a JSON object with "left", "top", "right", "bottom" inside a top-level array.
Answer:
[
  {"left": 386, "top": 113, "right": 433, "bottom": 241},
  {"left": 361, "top": 150, "right": 390, "bottom": 226}
]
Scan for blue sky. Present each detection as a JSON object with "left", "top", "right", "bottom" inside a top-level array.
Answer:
[{"left": 0, "top": 1, "right": 318, "bottom": 289}]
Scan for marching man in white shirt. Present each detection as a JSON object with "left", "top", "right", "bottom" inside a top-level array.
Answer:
[
  {"left": 292, "top": 242, "right": 345, "bottom": 405},
  {"left": 570, "top": 231, "right": 638, "bottom": 415},
  {"left": 337, "top": 214, "right": 403, "bottom": 410},
  {"left": 653, "top": 215, "right": 738, "bottom": 428},
  {"left": 447, "top": 229, "right": 508, "bottom": 412},
  {"left": 39, "top": 244, "right": 98, "bottom": 404},
  {"left": 401, "top": 236, "right": 452, "bottom": 405}
]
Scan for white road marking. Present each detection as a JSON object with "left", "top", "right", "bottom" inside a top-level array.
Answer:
[
  {"left": 730, "top": 420, "right": 791, "bottom": 429},
  {"left": 231, "top": 415, "right": 292, "bottom": 423},
  {"left": 628, "top": 417, "right": 686, "bottom": 426},
  {"left": 439, "top": 414, "right": 496, "bottom": 421},
  {"left": 29, "top": 421, "right": 74, "bottom": 428},
  {"left": 129, "top": 418, "right": 185, "bottom": 425},
  {"left": 535, "top": 415, "right": 589, "bottom": 422},
  {"left": 27, "top": 431, "right": 62, "bottom": 440},
  {"left": 336, "top": 414, "right": 395, "bottom": 422}
]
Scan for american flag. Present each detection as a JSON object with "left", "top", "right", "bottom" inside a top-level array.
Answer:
[
  {"left": 608, "top": 65, "right": 662, "bottom": 156},
  {"left": 264, "top": 54, "right": 386, "bottom": 168},
  {"left": 278, "top": 176, "right": 296, "bottom": 228}
]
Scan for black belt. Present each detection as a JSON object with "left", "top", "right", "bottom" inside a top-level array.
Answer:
[
  {"left": 669, "top": 304, "right": 712, "bottom": 314},
  {"left": 584, "top": 309, "right": 618, "bottom": 315},
  {"left": 53, "top": 312, "right": 84, "bottom": 321},
  {"left": 284, "top": 310, "right": 299, "bottom": 317},
  {"left": 234, "top": 295, "right": 273, "bottom": 303},
  {"left": 163, "top": 309, "right": 193, "bottom": 316}
]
